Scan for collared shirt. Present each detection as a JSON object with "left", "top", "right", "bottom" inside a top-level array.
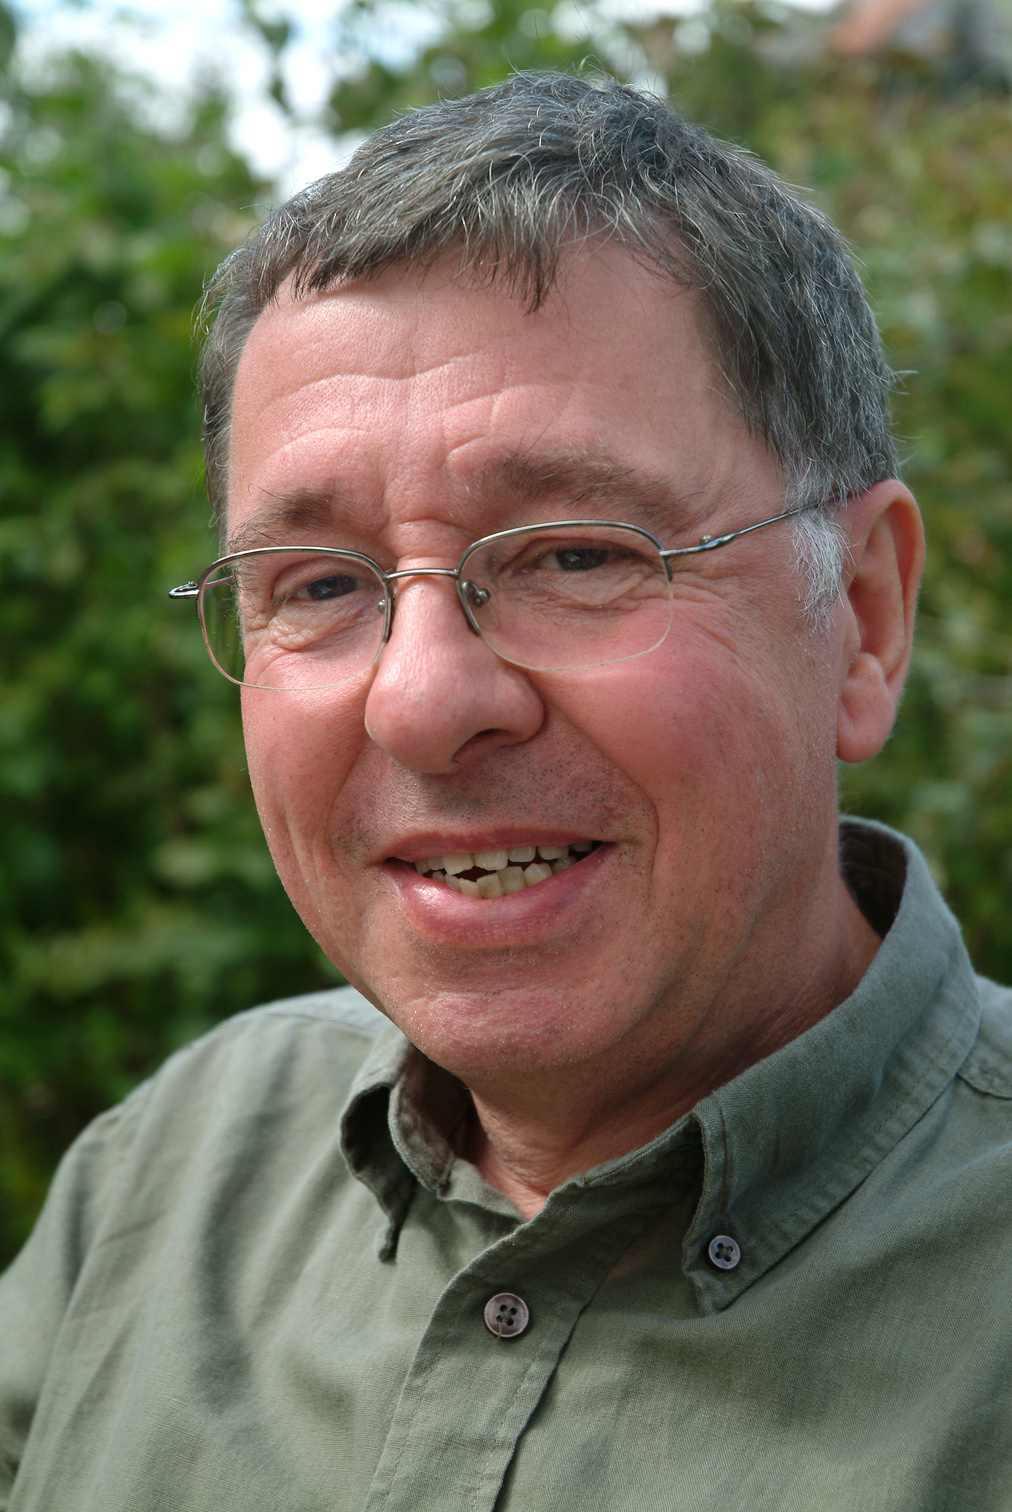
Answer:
[{"left": 2, "top": 819, "right": 1012, "bottom": 1511}]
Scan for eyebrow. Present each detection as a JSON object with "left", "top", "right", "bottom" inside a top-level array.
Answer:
[
  {"left": 464, "top": 451, "right": 701, "bottom": 539},
  {"left": 227, "top": 492, "right": 349, "bottom": 554},
  {"left": 226, "top": 448, "right": 702, "bottom": 555}
]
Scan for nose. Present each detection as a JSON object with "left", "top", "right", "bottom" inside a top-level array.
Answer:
[{"left": 363, "top": 572, "right": 544, "bottom": 773}]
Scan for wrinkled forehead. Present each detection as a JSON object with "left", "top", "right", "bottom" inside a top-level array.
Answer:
[
  {"left": 226, "top": 248, "right": 775, "bottom": 548},
  {"left": 232, "top": 241, "right": 728, "bottom": 419}
]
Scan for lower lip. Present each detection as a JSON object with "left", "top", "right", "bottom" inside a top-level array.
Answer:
[{"left": 385, "top": 844, "right": 612, "bottom": 947}]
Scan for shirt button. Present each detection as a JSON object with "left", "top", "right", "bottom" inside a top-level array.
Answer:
[
  {"left": 707, "top": 1234, "right": 741, "bottom": 1271},
  {"left": 484, "top": 1293, "right": 530, "bottom": 1338}
]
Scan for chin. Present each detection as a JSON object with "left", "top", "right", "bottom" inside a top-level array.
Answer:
[{"left": 386, "top": 982, "right": 624, "bottom": 1082}]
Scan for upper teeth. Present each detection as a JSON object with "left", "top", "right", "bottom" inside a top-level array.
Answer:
[{"left": 413, "top": 841, "right": 595, "bottom": 897}]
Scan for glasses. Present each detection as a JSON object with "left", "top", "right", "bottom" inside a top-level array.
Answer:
[{"left": 169, "top": 508, "right": 802, "bottom": 691}]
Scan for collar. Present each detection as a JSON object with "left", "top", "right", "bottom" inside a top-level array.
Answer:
[
  {"left": 684, "top": 819, "right": 981, "bottom": 1309},
  {"left": 341, "top": 820, "right": 983, "bottom": 1304}
]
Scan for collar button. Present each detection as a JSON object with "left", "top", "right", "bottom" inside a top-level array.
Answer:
[{"left": 707, "top": 1234, "right": 742, "bottom": 1271}]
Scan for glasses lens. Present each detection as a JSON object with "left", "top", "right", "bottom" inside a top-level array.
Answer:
[
  {"left": 199, "top": 549, "right": 388, "bottom": 689},
  {"left": 460, "top": 524, "right": 673, "bottom": 672}
]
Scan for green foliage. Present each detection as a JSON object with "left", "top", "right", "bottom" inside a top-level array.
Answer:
[
  {"left": 327, "top": 0, "right": 603, "bottom": 127},
  {"left": 765, "top": 83, "right": 1012, "bottom": 982},
  {"left": 0, "top": 36, "right": 342, "bottom": 1262},
  {"left": 0, "top": 0, "right": 1009, "bottom": 1266}
]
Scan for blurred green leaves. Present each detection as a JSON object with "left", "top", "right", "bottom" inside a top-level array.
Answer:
[
  {"left": 781, "top": 86, "right": 1012, "bottom": 967},
  {"left": 0, "top": 32, "right": 342, "bottom": 1262},
  {"left": 0, "top": 0, "right": 1009, "bottom": 1265}
]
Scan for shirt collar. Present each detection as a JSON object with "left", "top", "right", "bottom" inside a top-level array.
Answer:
[
  {"left": 684, "top": 819, "right": 982, "bottom": 1310},
  {"left": 341, "top": 820, "right": 982, "bottom": 1298}
]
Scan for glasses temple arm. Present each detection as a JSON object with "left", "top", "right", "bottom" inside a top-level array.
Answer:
[{"left": 658, "top": 506, "right": 806, "bottom": 564}]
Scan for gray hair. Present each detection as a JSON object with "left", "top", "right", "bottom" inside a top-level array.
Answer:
[{"left": 199, "top": 71, "right": 898, "bottom": 618}]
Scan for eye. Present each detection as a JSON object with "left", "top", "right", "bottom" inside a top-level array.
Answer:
[
  {"left": 299, "top": 573, "right": 360, "bottom": 601},
  {"left": 547, "top": 546, "right": 614, "bottom": 572}
]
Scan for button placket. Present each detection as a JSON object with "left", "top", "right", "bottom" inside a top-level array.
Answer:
[{"left": 361, "top": 1183, "right": 678, "bottom": 1511}]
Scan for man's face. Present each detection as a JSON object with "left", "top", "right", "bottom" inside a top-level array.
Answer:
[{"left": 229, "top": 248, "right": 849, "bottom": 1096}]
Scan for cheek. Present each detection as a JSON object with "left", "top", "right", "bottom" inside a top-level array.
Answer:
[
  {"left": 556, "top": 644, "right": 745, "bottom": 788},
  {"left": 556, "top": 623, "right": 834, "bottom": 843},
  {"left": 241, "top": 689, "right": 363, "bottom": 866}
]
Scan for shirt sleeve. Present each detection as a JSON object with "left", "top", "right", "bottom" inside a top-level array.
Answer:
[{"left": 0, "top": 1093, "right": 143, "bottom": 1507}]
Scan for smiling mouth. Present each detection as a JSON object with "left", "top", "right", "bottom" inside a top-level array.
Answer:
[{"left": 409, "top": 841, "right": 600, "bottom": 898}]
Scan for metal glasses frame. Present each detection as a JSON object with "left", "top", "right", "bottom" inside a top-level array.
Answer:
[{"left": 168, "top": 505, "right": 805, "bottom": 680}]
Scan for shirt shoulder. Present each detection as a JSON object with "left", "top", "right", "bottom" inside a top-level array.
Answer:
[
  {"left": 956, "top": 975, "right": 1012, "bottom": 1099},
  {"left": 0, "top": 986, "right": 391, "bottom": 1507},
  {"left": 205, "top": 982, "right": 388, "bottom": 1040},
  {"left": 7, "top": 983, "right": 389, "bottom": 1281},
  {"left": 105, "top": 982, "right": 393, "bottom": 1162},
  {"left": 132, "top": 981, "right": 388, "bottom": 1105}
]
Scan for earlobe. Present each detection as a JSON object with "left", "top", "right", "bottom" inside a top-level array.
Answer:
[{"left": 836, "top": 481, "right": 925, "bottom": 765}]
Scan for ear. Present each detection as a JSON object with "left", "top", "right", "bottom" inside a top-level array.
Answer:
[{"left": 835, "top": 481, "right": 925, "bottom": 764}]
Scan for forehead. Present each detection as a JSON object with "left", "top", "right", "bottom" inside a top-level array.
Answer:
[{"left": 227, "top": 248, "right": 779, "bottom": 546}]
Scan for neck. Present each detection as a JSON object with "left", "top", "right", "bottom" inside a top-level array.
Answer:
[{"left": 463, "top": 875, "right": 881, "bottom": 1221}]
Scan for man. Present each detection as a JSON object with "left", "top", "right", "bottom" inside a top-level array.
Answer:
[{"left": 2, "top": 71, "right": 1010, "bottom": 1511}]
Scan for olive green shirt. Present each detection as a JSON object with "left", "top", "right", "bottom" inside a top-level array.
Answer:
[{"left": 3, "top": 820, "right": 1012, "bottom": 1511}]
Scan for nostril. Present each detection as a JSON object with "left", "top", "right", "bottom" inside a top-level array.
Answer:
[{"left": 451, "top": 728, "right": 503, "bottom": 765}]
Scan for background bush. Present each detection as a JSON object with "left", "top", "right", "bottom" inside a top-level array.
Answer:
[{"left": 1, "top": 0, "right": 1009, "bottom": 1265}]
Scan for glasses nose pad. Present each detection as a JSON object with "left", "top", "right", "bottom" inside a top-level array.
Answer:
[{"left": 462, "top": 579, "right": 498, "bottom": 631}]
